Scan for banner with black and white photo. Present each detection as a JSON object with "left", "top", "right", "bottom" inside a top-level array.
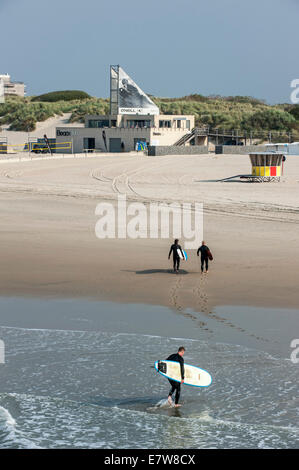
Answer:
[{"left": 118, "top": 67, "right": 159, "bottom": 115}]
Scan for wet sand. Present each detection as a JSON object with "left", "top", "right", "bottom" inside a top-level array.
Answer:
[{"left": 0, "top": 153, "right": 298, "bottom": 312}]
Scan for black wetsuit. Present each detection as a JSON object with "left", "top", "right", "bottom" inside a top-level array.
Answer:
[
  {"left": 197, "top": 245, "right": 210, "bottom": 272},
  {"left": 167, "top": 353, "right": 185, "bottom": 405},
  {"left": 168, "top": 244, "right": 183, "bottom": 271}
]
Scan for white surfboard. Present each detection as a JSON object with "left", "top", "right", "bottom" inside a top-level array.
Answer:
[{"left": 155, "top": 360, "right": 212, "bottom": 388}]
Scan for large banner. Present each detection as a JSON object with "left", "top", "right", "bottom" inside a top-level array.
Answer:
[
  {"left": 0, "top": 79, "right": 4, "bottom": 104},
  {"left": 117, "top": 67, "right": 159, "bottom": 115}
]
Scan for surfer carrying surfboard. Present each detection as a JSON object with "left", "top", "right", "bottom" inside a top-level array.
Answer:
[
  {"left": 197, "top": 241, "right": 212, "bottom": 273},
  {"left": 167, "top": 346, "right": 185, "bottom": 407},
  {"left": 168, "top": 239, "right": 184, "bottom": 273}
]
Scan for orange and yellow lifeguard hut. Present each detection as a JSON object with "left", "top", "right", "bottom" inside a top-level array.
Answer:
[{"left": 249, "top": 152, "right": 284, "bottom": 182}]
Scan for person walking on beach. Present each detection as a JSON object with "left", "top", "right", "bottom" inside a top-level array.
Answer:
[
  {"left": 168, "top": 239, "right": 183, "bottom": 273},
  {"left": 197, "top": 241, "right": 212, "bottom": 273},
  {"left": 167, "top": 347, "right": 185, "bottom": 407}
]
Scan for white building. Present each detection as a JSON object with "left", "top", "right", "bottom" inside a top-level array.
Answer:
[
  {"left": 0, "top": 74, "right": 26, "bottom": 98},
  {"left": 265, "top": 142, "right": 299, "bottom": 155},
  {"left": 0, "top": 79, "right": 4, "bottom": 103}
]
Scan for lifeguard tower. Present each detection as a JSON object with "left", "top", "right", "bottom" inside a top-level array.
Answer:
[
  {"left": 249, "top": 153, "right": 284, "bottom": 182},
  {"left": 217, "top": 151, "right": 285, "bottom": 183}
]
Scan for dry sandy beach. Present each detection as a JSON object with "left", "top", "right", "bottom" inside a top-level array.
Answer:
[{"left": 0, "top": 152, "right": 298, "bottom": 312}]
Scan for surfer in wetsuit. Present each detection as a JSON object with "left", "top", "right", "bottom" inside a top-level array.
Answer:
[
  {"left": 197, "top": 241, "right": 211, "bottom": 273},
  {"left": 167, "top": 346, "right": 185, "bottom": 407},
  {"left": 168, "top": 239, "right": 183, "bottom": 273}
]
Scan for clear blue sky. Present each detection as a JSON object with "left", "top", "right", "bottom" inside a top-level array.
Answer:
[{"left": 1, "top": 0, "right": 298, "bottom": 103}]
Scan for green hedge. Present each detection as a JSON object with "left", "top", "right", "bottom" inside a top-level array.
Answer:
[{"left": 32, "top": 90, "right": 91, "bottom": 102}]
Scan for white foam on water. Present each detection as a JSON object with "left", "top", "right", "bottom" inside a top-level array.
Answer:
[
  {"left": 0, "top": 405, "right": 19, "bottom": 448},
  {"left": 0, "top": 390, "right": 298, "bottom": 449},
  {"left": 147, "top": 399, "right": 173, "bottom": 411},
  {"left": 0, "top": 406, "right": 16, "bottom": 427}
]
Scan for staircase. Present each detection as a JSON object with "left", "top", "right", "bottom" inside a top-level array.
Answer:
[{"left": 174, "top": 128, "right": 196, "bottom": 146}]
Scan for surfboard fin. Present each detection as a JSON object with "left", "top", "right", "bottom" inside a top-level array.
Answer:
[{"left": 157, "top": 361, "right": 167, "bottom": 373}]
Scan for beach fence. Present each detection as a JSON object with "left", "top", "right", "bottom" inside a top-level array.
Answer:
[
  {"left": 24, "top": 139, "right": 73, "bottom": 154},
  {"left": 249, "top": 152, "right": 284, "bottom": 182},
  {"left": 0, "top": 138, "right": 72, "bottom": 155}
]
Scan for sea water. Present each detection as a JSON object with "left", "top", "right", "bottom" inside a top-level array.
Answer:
[{"left": 0, "top": 297, "right": 298, "bottom": 449}]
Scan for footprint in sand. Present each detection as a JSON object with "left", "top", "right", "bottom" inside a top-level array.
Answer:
[
  {"left": 168, "top": 274, "right": 211, "bottom": 332},
  {"left": 193, "top": 274, "right": 210, "bottom": 314}
]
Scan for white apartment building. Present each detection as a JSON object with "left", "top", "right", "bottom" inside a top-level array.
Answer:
[{"left": 0, "top": 74, "right": 26, "bottom": 98}]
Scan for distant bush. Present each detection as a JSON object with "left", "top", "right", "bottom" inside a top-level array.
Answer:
[
  {"left": 241, "top": 108, "right": 296, "bottom": 131},
  {"left": 69, "top": 99, "right": 110, "bottom": 123},
  {"left": 223, "top": 96, "right": 266, "bottom": 105},
  {"left": 32, "top": 90, "right": 91, "bottom": 102},
  {"left": 158, "top": 94, "right": 209, "bottom": 103}
]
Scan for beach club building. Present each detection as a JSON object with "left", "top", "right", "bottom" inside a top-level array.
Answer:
[{"left": 55, "top": 66, "right": 195, "bottom": 153}]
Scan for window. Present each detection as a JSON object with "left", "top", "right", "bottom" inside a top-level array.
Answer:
[
  {"left": 88, "top": 120, "right": 109, "bottom": 128},
  {"left": 127, "top": 120, "right": 151, "bottom": 128},
  {"left": 159, "top": 120, "right": 171, "bottom": 128}
]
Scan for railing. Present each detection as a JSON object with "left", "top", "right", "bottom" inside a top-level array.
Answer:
[
  {"left": 174, "top": 129, "right": 195, "bottom": 146},
  {"left": 193, "top": 127, "right": 297, "bottom": 142}
]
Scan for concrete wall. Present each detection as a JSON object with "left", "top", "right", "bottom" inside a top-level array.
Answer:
[
  {"left": 148, "top": 145, "right": 208, "bottom": 156},
  {"left": 215, "top": 145, "right": 266, "bottom": 154}
]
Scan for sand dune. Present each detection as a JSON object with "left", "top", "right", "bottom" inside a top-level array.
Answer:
[{"left": 0, "top": 113, "right": 83, "bottom": 148}]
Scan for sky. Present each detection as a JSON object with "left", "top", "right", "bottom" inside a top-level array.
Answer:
[{"left": 0, "top": 0, "right": 298, "bottom": 103}]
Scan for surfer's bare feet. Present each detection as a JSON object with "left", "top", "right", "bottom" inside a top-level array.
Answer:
[
  {"left": 168, "top": 396, "right": 173, "bottom": 406},
  {"left": 174, "top": 404, "right": 181, "bottom": 407}
]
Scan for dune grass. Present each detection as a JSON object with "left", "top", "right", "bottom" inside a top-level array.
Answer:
[{"left": 0, "top": 93, "right": 298, "bottom": 139}]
